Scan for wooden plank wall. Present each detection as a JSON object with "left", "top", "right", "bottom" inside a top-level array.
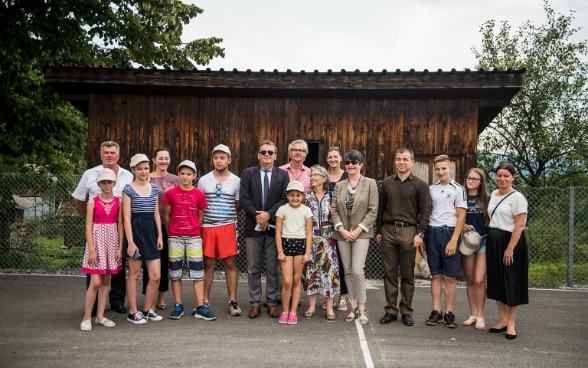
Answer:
[{"left": 87, "top": 94, "right": 479, "bottom": 181}]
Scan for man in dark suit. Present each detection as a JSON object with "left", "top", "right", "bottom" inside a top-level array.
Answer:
[{"left": 240, "top": 140, "right": 289, "bottom": 318}]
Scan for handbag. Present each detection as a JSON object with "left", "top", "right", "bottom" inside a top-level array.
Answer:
[{"left": 417, "top": 247, "right": 431, "bottom": 279}]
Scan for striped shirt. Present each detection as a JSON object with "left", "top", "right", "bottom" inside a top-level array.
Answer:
[
  {"left": 123, "top": 183, "right": 158, "bottom": 214},
  {"left": 197, "top": 172, "right": 240, "bottom": 227}
]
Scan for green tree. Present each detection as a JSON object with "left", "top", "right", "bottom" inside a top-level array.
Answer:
[
  {"left": 0, "top": 0, "right": 225, "bottom": 174},
  {"left": 473, "top": 1, "right": 588, "bottom": 187}
]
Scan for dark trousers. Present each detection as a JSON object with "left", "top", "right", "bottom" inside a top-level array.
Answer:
[{"left": 381, "top": 224, "right": 417, "bottom": 316}]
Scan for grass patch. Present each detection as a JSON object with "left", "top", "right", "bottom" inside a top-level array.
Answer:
[{"left": 529, "top": 262, "right": 588, "bottom": 288}]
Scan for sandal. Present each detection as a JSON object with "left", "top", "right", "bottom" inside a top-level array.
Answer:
[
  {"left": 345, "top": 308, "right": 359, "bottom": 323},
  {"left": 303, "top": 310, "right": 314, "bottom": 319},
  {"left": 337, "top": 296, "right": 348, "bottom": 311},
  {"left": 359, "top": 310, "right": 369, "bottom": 326},
  {"left": 326, "top": 313, "right": 336, "bottom": 321},
  {"left": 155, "top": 304, "right": 167, "bottom": 311},
  {"left": 95, "top": 317, "right": 116, "bottom": 327},
  {"left": 475, "top": 317, "right": 486, "bottom": 330},
  {"left": 462, "top": 316, "right": 477, "bottom": 326}
]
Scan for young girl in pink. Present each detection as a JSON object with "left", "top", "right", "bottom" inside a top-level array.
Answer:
[{"left": 80, "top": 168, "right": 123, "bottom": 331}]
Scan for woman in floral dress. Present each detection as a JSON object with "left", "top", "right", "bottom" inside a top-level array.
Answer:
[{"left": 302, "top": 165, "right": 340, "bottom": 321}]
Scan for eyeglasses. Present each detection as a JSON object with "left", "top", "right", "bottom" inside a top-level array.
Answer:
[
  {"left": 310, "top": 173, "right": 325, "bottom": 177},
  {"left": 259, "top": 150, "right": 275, "bottom": 156},
  {"left": 290, "top": 149, "right": 306, "bottom": 153},
  {"left": 215, "top": 183, "right": 222, "bottom": 197},
  {"left": 466, "top": 177, "right": 480, "bottom": 182},
  {"left": 345, "top": 160, "right": 360, "bottom": 166}
]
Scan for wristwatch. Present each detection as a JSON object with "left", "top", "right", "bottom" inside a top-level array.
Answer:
[{"left": 417, "top": 232, "right": 425, "bottom": 238}]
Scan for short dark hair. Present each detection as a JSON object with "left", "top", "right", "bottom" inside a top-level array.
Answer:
[
  {"left": 495, "top": 162, "right": 516, "bottom": 176},
  {"left": 395, "top": 147, "right": 414, "bottom": 160},
  {"left": 344, "top": 150, "right": 364, "bottom": 163}
]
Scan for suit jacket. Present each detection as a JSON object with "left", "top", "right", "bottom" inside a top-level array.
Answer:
[
  {"left": 240, "top": 166, "right": 290, "bottom": 237},
  {"left": 331, "top": 176, "right": 379, "bottom": 240}
]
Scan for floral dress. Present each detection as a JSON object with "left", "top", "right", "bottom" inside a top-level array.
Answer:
[{"left": 303, "top": 191, "right": 340, "bottom": 297}]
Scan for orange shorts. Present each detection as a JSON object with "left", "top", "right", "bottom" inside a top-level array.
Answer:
[{"left": 201, "top": 223, "right": 238, "bottom": 259}]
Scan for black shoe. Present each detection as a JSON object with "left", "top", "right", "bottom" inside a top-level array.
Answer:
[
  {"left": 443, "top": 312, "right": 457, "bottom": 328},
  {"left": 401, "top": 314, "right": 414, "bottom": 326},
  {"left": 488, "top": 326, "right": 507, "bottom": 333},
  {"left": 379, "top": 313, "right": 397, "bottom": 324},
  {"left": 426, "top": 310, "right": 443, "bottom": 326},
  {"left": 505, "top": 332, "right": 517, "bottom": 340},
  {"left": 111, "top": 304, "right": 127, "bottom": 314}
]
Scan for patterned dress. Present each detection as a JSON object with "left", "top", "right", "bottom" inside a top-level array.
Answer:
[
  {"left": 81, "top": 197, "right": 122, "bottom": 275},
  {"left": 303, "top": 190, "right": 340, "bottom": 297}
]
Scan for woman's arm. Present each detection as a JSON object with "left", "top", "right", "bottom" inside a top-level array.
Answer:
[{"left": 503, "top": 212, "right": 527, "bottom": 265}]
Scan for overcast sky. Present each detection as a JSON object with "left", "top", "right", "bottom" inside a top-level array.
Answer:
[{"left": 183, "top": 0, "right": 588, "bottom": 72}]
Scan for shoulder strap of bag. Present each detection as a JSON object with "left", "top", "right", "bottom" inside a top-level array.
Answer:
[{"left": 490, "top": 190, "right": 517, "bottom": 218}]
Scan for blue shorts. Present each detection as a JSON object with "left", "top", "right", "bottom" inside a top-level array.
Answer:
[
  {"left": 476, "top": 236, "right": 487, "bottom": 254},
  {"left": 425, "top": 226, "right": 462, "bottom": 278}
]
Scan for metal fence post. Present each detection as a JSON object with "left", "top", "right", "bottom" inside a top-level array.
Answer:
[{"left": 568, "top": 187, "right": 575, "bottom": 287}]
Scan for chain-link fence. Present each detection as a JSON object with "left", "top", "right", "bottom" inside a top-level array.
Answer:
[{"left": 1, "top": 173, "right": 586, "bottom": 288}]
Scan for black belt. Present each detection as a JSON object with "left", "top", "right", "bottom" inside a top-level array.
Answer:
[{"left": 384, "top": 221, "right": 416, "bottom": 227}]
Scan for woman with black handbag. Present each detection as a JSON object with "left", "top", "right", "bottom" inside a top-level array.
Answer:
[{"left": 486, "top": 163, "right": 528, "bottom": 340}]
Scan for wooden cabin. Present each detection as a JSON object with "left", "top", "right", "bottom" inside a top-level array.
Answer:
[{"left": 44, "top": 66, "right": 524, "bottom": 181}]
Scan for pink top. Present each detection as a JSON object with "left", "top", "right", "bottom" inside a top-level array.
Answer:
[{"left": 91, "top": 197, "right": 120, "bottom": 224}]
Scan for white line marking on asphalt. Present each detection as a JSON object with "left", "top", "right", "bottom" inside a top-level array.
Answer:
[{"left": 356, "top": 319, "right": 374, "bottom": 368}]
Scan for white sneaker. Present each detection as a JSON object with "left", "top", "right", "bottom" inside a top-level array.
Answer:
[
  {"left": 95, "top": 317, "right": 116, "bottom": 327},
  {"left": 143, "top": 308, "right": 163, "bottom": 321},
  {"left": 228, "top": 300, "right": 242, "bottom": 316},
  {"left": 80, "top": 320, "right": 92, "bottom": 331}
]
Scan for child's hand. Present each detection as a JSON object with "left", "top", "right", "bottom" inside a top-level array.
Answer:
[
  {"left": 88, "top": 249, "right": 98, "bottom": 265},
  {"left": 127, "top": 244, "right": 137, "bottom": 258},
  {"left": 277, "top": 252, "right": 286, "bottom": 262},
  {"left": 115, "top": 249, "right": 123, "bottom": 262}
]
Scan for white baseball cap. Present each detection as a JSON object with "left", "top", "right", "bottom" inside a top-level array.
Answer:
[
  {"left": 177, "top": 160, "right": 197, "bottom": 172},
  {"left": 286, "top": 181, "right": 305, "bottom": 193},
  {"left": 129, "top": 153, "right": 149, "bottom": 168},
  {"left": 96, "top": 168, "right": 116, "bottom": 182},
  {"left": 212, "top": 144, "right": 231, "bottom": 156}
]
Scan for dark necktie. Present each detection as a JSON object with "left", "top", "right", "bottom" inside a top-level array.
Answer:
[{"left": 263, "top": 169, "right": 270, "bottom": 210}]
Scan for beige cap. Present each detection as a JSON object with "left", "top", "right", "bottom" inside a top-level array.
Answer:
[
  {"left": 286, "top": 181, "right": 305, "bottom": 193},
  {"left": 212, "top": 144, "right": 231, "bottom": 156},
  {"left": 177, "top": 160, "right": 197, "bottom": 172},
  {"left": 459, "top": 231, "right": 482, "bottom": 256},
  {"left": 96, "top": 168, "right": 116, "bottom": 182},
  {"left": 129, "top": 153, "right": 149, "bottom": 168}
]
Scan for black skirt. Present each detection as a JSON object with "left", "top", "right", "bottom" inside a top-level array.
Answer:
[
  {"left": 486, "top": 228, "right": 528, "bottom": 306},
  {"left": 125, "top": 212, "right": 160, "bottom": 261}
]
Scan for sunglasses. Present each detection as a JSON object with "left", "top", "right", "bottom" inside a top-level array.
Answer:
[
  {"left": 215, "top": 183, "right": 222, "bottom": 197},
  {"left": 345, "top": 160, "right": 360, "bottom": 166},
  {"left": 259, "top": 150, "right": 275, "bottom": 156}
]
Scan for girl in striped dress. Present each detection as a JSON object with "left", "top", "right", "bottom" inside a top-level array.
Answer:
[{"left": 123, "top": 154, "right": 163, "bottom": 324}]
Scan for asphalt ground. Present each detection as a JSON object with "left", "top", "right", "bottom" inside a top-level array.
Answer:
[{"left": 0, "top": 274, "right": 587, "bottom": 368}]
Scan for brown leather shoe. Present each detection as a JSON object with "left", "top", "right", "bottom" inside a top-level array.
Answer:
[
  {"left": 248, "top": 306, "right": 260, "bottom": 318},
  {"left": 267, "top": 305, "right": 279, "bottom": 318}
]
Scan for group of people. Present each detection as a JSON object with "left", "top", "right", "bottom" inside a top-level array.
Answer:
[
  {"left": 377, "top": 151, "right": 528, "bottom": 341},
  {"left": 75, "top": 140, "right": 528, "bottom": 340}
]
